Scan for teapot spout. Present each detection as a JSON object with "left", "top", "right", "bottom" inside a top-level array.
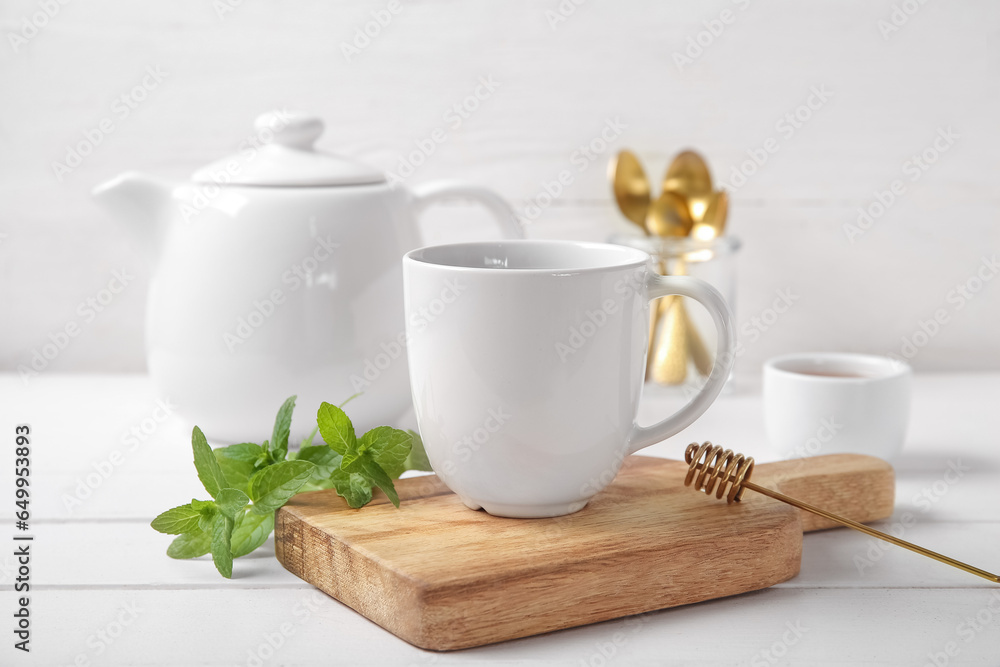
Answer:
[{"left": 92, "top": 171, "right": 176, "bottom": 262}]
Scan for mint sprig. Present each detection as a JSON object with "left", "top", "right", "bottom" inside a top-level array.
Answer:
[{"left": 151, "top": 395, "right": 431, "bottom": 578}]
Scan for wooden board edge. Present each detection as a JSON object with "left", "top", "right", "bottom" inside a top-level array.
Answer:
[
  {"left": 275, "top": 507, "right": 433, "bottom": 643},
  {"left": 273, "top": 509, "right": 802, "bottom": 651},
  {"left": 411, "top": 518, "right": 803, "bottom": 651}
]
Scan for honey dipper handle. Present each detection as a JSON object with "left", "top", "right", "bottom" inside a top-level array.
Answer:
[
  {"left": 750, "top": 454, "right": 895, "bottom": 532},
  {"left": 742, "top": 478, "right": 1000, "bottom": 584}
]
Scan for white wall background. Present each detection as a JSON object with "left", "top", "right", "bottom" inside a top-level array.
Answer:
[{"left": 2, "top": 0, "right": 998, "bottom": 377}]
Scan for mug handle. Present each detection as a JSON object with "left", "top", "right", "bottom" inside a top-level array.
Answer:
[
  {"left": 410, "top": 180, "right": 524, "bottom": 239},
  {"left": 627, "top": 271, "right": 737, "bottom": 454}
]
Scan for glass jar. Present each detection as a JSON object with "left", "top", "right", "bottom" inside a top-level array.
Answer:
[{"left": 609, "top": 233, "right": 742, "bottom": 391}]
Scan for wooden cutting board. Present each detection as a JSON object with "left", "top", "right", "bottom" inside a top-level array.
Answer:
[{"left": 275, "top": 454, "right": 894, "bottom": 650}]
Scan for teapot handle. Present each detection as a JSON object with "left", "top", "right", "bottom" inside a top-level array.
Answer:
[{"left": 409, "top": 180, "right": 524, "bottom": 239}]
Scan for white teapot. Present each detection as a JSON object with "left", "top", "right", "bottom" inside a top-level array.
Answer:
[{"left": 93, "top": 111, "right": 523, "bottom": 443}]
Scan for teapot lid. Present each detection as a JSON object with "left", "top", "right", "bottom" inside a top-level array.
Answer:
[{"left": 191, "top": 111, "right": 386, "bottom": 187}]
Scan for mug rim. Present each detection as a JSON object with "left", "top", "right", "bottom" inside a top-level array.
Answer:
[
  {"left": 404, "top": 239, "right": 651, "bottom": 274},
  {"left": 764, "top": 352, "right": 911, "bottom": 382}
]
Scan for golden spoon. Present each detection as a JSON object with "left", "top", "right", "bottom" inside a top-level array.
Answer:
[
  {"left": 663, "top": 150, "right": 713, "bottom": 222},
  {"left": 650, "top": 296, "right": 689, "bottom": 385},
  {"left": 651, "top": 152, "right": 722, "bottom": 382},
  {"left": 611, "top": 150, "right": 728, "bottom": 385},
  {"left": 645, "top": 190, "right": 693, "bottom": 237},
  {"left": 691, "top": 190, "right": 729, "bottom": 242},
  {"left": 645, "top": 191, "right": 693, "bottom": 384},
  {"left": 663, "top": 152, "right": 730, "bottom": 380},
  {"left": 680, "top": 301, "right": 714, "bottom": 379},
  {"left": 609, "top": 150, "right": 660, "bottom": 376},
  {"left": 609, "top": 150, "right": 652, "bottom": 230},
  {"left": 610, "top": 150, "right": 669, "bottom": 379},
  {"left": 683, "top": 189, "right": 730, "bottom": 377}
]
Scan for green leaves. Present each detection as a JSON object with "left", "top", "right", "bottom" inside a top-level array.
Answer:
[
  {"left": 318, "top": 402, "right": 412, "bottom": 508},
  {"left": 167, "top": 530, "right": 212, "bottom": 559},
  {"left": 248, "top": 460, "right": 315, "bottom": 514},
  {"left": 154, "top": 394, "right": 427, "bottom": 579},
  {"left": 154, "top": 427, "right": 257, "bottom": 578},
  {"left": 216, "top": 488, "right": 250, "bottom": 520},
  {"left": 365, "top": 426, "right": 412, "bottom": 478},
  {"left": 404, "top": 430, "right": 433, "bottom": 472},
  {"left": 329, "top": 468, "right": 373, "bottom": 508},
  {"left": 317, "top": 402, "right": 356, "bottom": 455},
  {"left": 295, "top": 444, "right": 340, "bottom": 480},
  {"left": 214, "top": 443, "right": 265, "bottom": 493},
  {"left": 151, "top": 504, "right": 201, "bottom": 534},
  {"left": 269, "top": 395, "right": 296, "bottom": 461},
  {"left": 211, "top": 513, "right": 234, "bottom": 578},
  {"left": 231, "top": 511, "right": 275, "bottom": 558},
  {"left": 192, "top": 426, "right": 229, "bottom": 499},
  {"left": 347, "top": 454, "right": 400, "bottom": 507}
]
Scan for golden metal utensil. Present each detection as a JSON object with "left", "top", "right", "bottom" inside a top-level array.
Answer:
[
  {"left": 645, "top": 192, "right": 693, "bottom": 381},
  {"left": 680, "top": 188, "right": 729, "bottom": 376},
  {"left": 609, "top": 149, "right": 729, "bottom": 386},
  {"left": 663, "top": 150, "right": 713, "bottom": 222},
  {"left": 650, "top": 295, "right": 689, "bottom": 384},
  {"left": 680, "top": 304, "right": 714, "bottom": 378},
  {"left": 646, "top": 188, "right": 715, "bottom": 382},
  {"left": 646, "top": 190, "right": 693, "bottom": 238},
  {"left": 610, "top": 150, "right": 652, "bottom": 229},
  {"left": 684, "top": 442, "right": 1000, "bottom": 584},
  {"left": 691, "top": 190, "right": 729, "bottom": 242}
]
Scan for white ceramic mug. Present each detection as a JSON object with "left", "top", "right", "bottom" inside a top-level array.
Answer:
[
  {"left": 403, "top": 240, "right": 736, "bottom": 518},
  {"left": 763, "top": 352, "right": 912, "bottom": 460}
]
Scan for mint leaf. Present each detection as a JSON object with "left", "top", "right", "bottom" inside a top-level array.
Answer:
[
  {"left": 361, "top": 458, "right": 400, "bottom": 507},
  {"left": 167, "top": 529, "right": 212, "bottom": 559},
  {"left": 403, "top": 429, "right": 433, "bottom": 472},
  {"left": 197, "top": 513, "right": 217, "bottom": 533},
  {"left": 329, "top": 468, "right": 373, "bottom": 508},
  {"left": 192, "top": 426, "right": 228, "bottom": 499},
  {"left": 269, "top": 395, "right": 296, "bottom": 461},
  {"left": 191, "top": 498, "right": 215, "bottom": 513},
  {"left": 156, "top": 393, "right": 418, "bottom": 578},
  {"left": 343, "top": 454, "right": 399, "bottom": 507},
  {"left": 231, "top": 510, "right": 274, "bottom": 558},
  {"left": 151, "top": 504, "right": 201, "bottom": 534},
  {"left": 190, "top": 498, "right": 217, "bottom": 532},
  {"left": 214, "top": 442, "right": 264, "bottom": 463},
  {"left": 216, "top": 488, "right": 250, "bottom": 520},
  {"left": 214, "top": 443, "right": 263, "bottom": 493},
  {"left": 339, "top": 429, "right": 368, "bottom": 470},
  {"left": 296, "top": 445, "right": 340, "bottom": 480},
  {"left": 248, "top": 460, "right": 315, "bottom": 513},
  {"left": 211, "top": 513, "right": 234, "bottom": 578},
  {"left": 317, "top": 402, "right": 356, "bottom": 455},
  {"left": 364, "top": 426, "right": 412, "bottom": 479}
]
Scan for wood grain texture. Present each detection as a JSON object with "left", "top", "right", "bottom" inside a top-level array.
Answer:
[
  {"left": 275, "top": 453, "right": 894, "bottom": 650},
  {"left": 745, "top": 454, "right": 895, "bottom": 532}
]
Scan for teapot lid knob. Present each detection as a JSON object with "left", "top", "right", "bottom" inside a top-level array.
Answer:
[
  {"left": 191, "top": 110, "right": 385, "bottom": 187},
  {"left": 255, "top": 112, "right": 323, "bottom": 150}
]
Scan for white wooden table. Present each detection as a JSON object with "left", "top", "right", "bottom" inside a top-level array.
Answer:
[{"left": 3, "top": 372, "right": 998, "bottom": 666}]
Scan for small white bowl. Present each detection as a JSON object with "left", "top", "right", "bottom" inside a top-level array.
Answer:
[{"left": 763, "top": 352, "right": 912, "bottom": 461}]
